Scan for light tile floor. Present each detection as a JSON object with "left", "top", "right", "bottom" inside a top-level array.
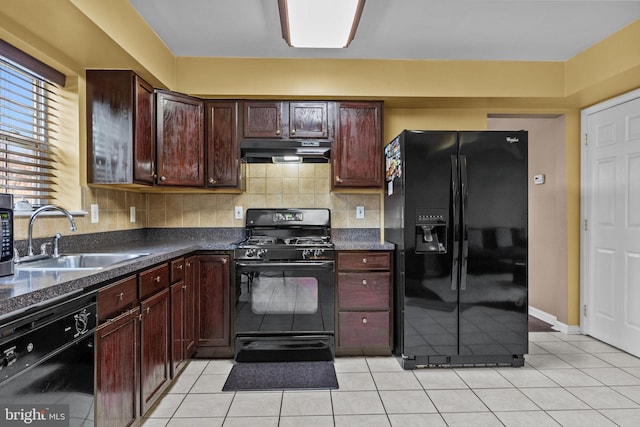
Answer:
[{"left": 143, "top": 332, "right": 640, "bottom": 427}]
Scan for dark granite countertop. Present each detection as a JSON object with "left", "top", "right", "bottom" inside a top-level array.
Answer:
[{"left": 0, "top": 228, "right": 393, "bottom": 321}]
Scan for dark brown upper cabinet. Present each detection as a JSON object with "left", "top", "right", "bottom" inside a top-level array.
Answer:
[
  {"left": 243, "top": 101, "right": 332, "bottom": 140},
  {"left": 86, "top": 70, "right": 155, "bottom": 185},
  {"left": 332, "top": 101, "right": 384, "bottom": 188},
  {"left": 156, "top": 90, "right": 205, "bottom": 187},
  {"left": 205, "top": 101, "right": 243, "bottom": 188}
]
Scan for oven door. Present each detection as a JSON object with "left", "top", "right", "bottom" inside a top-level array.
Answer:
[{"left": 234, "top": 260, "right": 334, "bottom": 362}]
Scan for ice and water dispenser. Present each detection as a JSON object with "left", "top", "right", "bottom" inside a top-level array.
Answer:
[{"left": 415, "top": 208, "right": 447, "bottom": 253}]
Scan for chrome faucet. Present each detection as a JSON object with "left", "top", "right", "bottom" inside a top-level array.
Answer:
[{"left": 27, "top": 205, "right": 77, "bottom": 257}]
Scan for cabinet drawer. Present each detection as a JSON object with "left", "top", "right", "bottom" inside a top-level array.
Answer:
[
  {"left": 171, "top": 258, "right": 185, "bottom": 283},
  {"left": 139, "top": 264, "right": 169, "bottom": 299},
  {"left": 338, "top": 311, "right": 390, "bottom": 348},
  {"left": 97, "top": 275, "right": 138, "bottom": 322},
  {"left": 338, "top": 272, "right": 390, "bottom": 310},
  {"left": 337, "top": 252, "right": 391, "bottom": 271}
]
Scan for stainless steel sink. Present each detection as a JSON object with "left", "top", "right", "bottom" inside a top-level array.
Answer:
[{"left": 16, "top": 252, "right": 150, "bottom": 271}]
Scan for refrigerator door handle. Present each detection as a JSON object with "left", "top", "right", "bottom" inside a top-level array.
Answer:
[
  {"left": 451, "top": 155, "right": 459, "bottom": 291},
  {"left": 460, "top": 155, "right": 469, "bottom": 291}
]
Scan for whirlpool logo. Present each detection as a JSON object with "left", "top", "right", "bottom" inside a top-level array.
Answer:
[
  {"left": 506, "top": 136, "right": 520, "bottom": 144},
  {"left": 2, "top": 405, "right": 68, "bottom": 426}
]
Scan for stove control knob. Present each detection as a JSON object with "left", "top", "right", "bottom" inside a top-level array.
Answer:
[
  {"left": 245, "top": 249, "right": 256, "bottom": 258},
  {"left": 256, "top": 249, "right": 267, "bottom": 258},
  {"left": 302, "top": 249, "right": 311, "bottom": 259},
  {"left": 313, "top": 249, "right": 324, "bottom": 258}
]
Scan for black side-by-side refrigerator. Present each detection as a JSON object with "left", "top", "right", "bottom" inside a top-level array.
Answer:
[{"left": 384, "top": 130, "right": 528, "bottom": 369}]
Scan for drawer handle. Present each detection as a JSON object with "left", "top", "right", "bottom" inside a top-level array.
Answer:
[
  {"left": 154, "top": 276, "right": 161, "bottom": 283},
  {"left": 222, "top": 258, "right": 228, "bottom": 264},
  {"left": 182, "top": 285, "right": 187, "bottom": 290},
  {"left": 335, "top": 176, "right": 343, "bottom": 183},
  {"left": 145, "top": 307, "right": 150, "bottom": 314},
  {"left": 186, "top": 262, "right": 192, "bottom": 268},
  {"left": 362, "top": 279, "right": 367, "bottom": 286},
  {"left": 117, "top": 292, "right": 124, "bottom": 301},
  {"left": 177, "top": 264, "right": 183, "bottom": 270},
  {"left": 208, "top": 178, "right": 216, "bottom": 185},
  {"left": 362, "top": 317, "right": 368, "bottom": 324},
  {"left": 362, "top": 257, "right": 368, "bottom": 264},
  {"left": 291, "top": 129, "right": 296, "bottom": 135},
  {"left": 160, "top": 176, "right": 167, "bottom": 182},
  {"left": 275, "top": 129, "right": 281, "bottom": 136}
]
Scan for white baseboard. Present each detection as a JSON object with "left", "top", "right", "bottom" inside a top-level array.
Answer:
[{"left": 529, "top": 306, "right": 581, "bottom": 334}]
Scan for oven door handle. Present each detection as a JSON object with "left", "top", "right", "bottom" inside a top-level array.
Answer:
[{"left": 235, "top": 261, "right": 335, "bottom": 270}]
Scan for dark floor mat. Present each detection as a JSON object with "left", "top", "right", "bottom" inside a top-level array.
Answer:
[
  {"left": 222, "top": 361, "right": 338, "bottom": 391},
  {"left": 529, "top": 315, "right": 555, "bottom": 332}
]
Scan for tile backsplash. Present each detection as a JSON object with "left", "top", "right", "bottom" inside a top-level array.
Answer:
[{"left": 14, "top": 164, "right": 382, "bottom": 241}]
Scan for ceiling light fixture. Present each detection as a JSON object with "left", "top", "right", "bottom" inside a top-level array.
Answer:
[{"left": 278, "top": 0, "right": 365, "bottom": 48}]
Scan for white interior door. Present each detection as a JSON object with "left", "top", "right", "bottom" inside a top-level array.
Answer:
[{"left": 581, "top": 89, "right": 640, "bottom": 357}]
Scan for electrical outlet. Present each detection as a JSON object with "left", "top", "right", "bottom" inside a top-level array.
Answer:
[
  {"left": 356, "top": 205, "right": 365, "bottom": 219},
  {"left": 90, "top": 204, "right": 99, "bottom": 223},
  {"left": 234, "top": 206, "right": 243, "bottom": 220},
  {"left": 130, "top": 206, "right": 136, "bottom": 223}
]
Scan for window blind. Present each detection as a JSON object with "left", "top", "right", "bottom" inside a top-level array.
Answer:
[{"left": 0, "top": 55, "right": 61, "bottom": 207}]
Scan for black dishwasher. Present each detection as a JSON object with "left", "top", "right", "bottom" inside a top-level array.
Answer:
[{"left": 0, "top": 293, "right": 97, "bottom": 427}]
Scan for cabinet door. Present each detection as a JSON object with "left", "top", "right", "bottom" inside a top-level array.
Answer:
[
  {"left": 289, "top": 102, "right": 329, "bottom": 139},
  {"left": 156, "top": 91, "right": 204, "bottom": 186},
  {"left": 333, "top": 102, "right": 383, "bottom": 188},
  {"left": 140, "top": 288, "right": 170, "bottom": 415},
  {"left": 96, "top": 308, "right": 140, "bottom": 427},
  {"left": 86, "top": 70, "right": 134, "bottom": 184},
  {"left": 133, "top": 76, "right": 155, "bottom": 184},
  {"left": 184, "top": 257, "right": 196, "bottom": 356},
  {"left": 206, "top": 101, "right": 240, "bottom": 187},
  {"left": 170, "top": 281, "right": 185, "bottom": 378},
  {"left": 243, "top": 101, "right": 286, "bottom": 138},
  {"left": 195, "top": 255, "right": 230, "bottom": 347}
]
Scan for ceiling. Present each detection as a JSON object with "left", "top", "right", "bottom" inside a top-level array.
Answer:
[{"left": 129, "top": 0, "right": 640, "bottom": 62}]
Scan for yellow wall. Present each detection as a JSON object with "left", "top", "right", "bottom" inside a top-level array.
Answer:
[{"left": 2, "top": 2, "right": 639, "bottom": 327}]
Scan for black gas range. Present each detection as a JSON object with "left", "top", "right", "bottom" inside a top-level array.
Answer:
[{"left": 233, "top": 208, "right": 335, "bottom": 362}]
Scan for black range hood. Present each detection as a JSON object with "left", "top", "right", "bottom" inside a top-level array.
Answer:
[{"left": 240, "top": 139, "right": 331, "bottom": 163}]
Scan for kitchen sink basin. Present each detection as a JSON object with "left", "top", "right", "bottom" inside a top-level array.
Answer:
[{"left": 16, "top": 252, "right": 150, "bottom": 271}]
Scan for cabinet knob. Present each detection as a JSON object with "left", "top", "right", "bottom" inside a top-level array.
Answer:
[
  {"left": 362, "top": 279, "right": 367, "bottom": 286},
  {"left": 182, "top": 285, "right": 187, "bottom": 290},
  {"left": 117, "top": 292, "right": 124, "bottom": 301},
  {"left": 154, "top": 276, "right": 161, "bottom": 283},
  {"left": 208, "top": 178, "right": 216, "bottom": 184},
  {"left": 222, "top": 258, "right": 228, "bottom": 264},
  {"left": 362, "top": 317, "right": 368, "bottom": 324},
  {"left": 186, "top": 262, "right": 192, "bottom": 268},
  {"left": 160, "top": 176, "right": 167, "bottom": 182},
  {"left": 275, "top": 129, "right": 281, "bottom": 136},
  {"left": 177, "top": 264, "right": 183, "bottom": 270},
  {"left": 291, "top": 129, "right": 296, "bottom": 135},
  {"left": 145, "top": 307, "right": 151, "bottom": 314},
  {"left": 335, "top": 176, "right": 343, "bottom": 183},
  {"left": 362, "top": 257, "right": 368, "bottom": 264}
]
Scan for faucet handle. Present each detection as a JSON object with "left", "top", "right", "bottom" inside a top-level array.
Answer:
[{"left": 40, "top": 242, "right": 52, "bottom": 256}]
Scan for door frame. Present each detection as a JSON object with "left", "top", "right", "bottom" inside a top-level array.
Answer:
[{"left": 580, "top": 87, "right": 640, "bottom": 335}]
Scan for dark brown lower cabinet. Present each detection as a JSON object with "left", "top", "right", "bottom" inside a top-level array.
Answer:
[
  {"left": 140, "top": 288, "right": 170, "bottom": 415},
  {"left": 194, "top": 254, "right": 232, "bottom": 357},
  {"left": 336, "top": 251, "right": 393, "bottom": 356},
  {"left": 170, "top": 275, "right": 195, "bottom": 377},
  {"left": 95, "top": 307, "right": 140, "bottom": 427}
]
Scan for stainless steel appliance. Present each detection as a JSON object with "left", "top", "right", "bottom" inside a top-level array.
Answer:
[
  {"left": 234, "top": 208, "right": 335, "bottom": 362},
  {"left": 0, "top": 293, "right": 97, "bottom": 426},
  {"left": 0, "top": 194, "right": 14, "bottom": 277},
  {"left": 384, "top": 130, "right": 528, "bottom": 369}
]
